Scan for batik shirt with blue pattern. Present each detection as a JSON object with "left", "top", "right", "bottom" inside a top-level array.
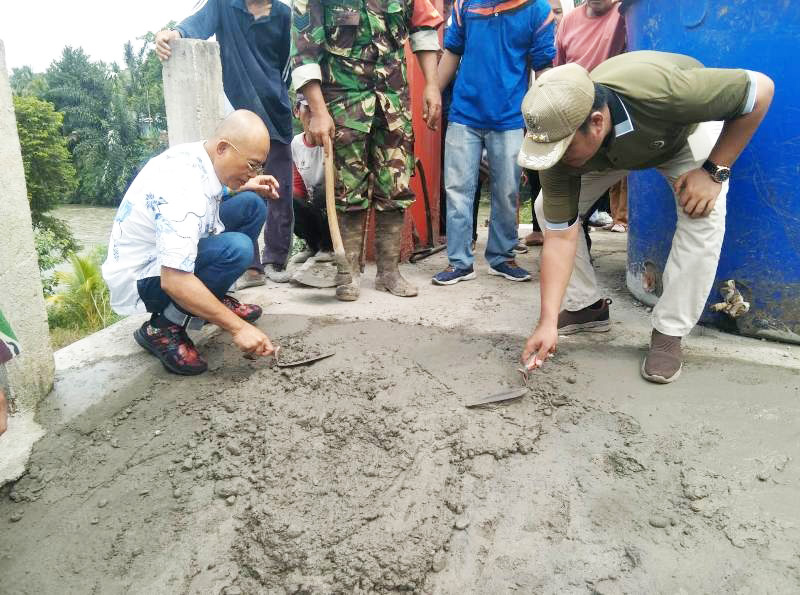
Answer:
[{"left": 102, "top": 142, "right": 224, "bottom": 315}]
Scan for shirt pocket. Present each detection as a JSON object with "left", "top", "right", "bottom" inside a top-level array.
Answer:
[
  {"left": 383, "top": 0, "right": 409, "bottom": 50},
  {"left": 323, "top": 0, "right": 362, "bottom": 56}
]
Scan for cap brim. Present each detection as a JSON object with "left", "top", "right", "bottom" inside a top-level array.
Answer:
[{"left": 517, "top": 130, "right": 576, "bottom": 171}]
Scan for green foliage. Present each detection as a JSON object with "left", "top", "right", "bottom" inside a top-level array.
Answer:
[
  {"left": 12, "top": 95, "right": 78, "bottom": 217},
  {"left": 43, "top": 47, "right": 142, "bottom": 205},
  {"left": 13, "top": 95, "right": 81, "bottom": 279},
  {"left": 47, "top": 247, "right": 119, "bottom": 334},
  {"left": 10, "top": 66, "right": 48, "bottom": 97}
]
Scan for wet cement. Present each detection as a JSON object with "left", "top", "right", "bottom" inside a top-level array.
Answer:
[{"left": 1, "top": 315, "right": 799, "bottom": 594}]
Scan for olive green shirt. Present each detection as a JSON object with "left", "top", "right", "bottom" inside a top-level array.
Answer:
[{"left": 541, "top": 51, "right": 756, "bottom": 226}]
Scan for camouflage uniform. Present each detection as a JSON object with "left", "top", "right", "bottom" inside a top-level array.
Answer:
[{"left": 291, "top": 0, "right": 442, "bottom": 211}]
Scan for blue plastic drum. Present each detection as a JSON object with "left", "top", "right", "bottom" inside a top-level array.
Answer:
[{"left": 625, "top": 0, "right": 800, "bottom": 343}]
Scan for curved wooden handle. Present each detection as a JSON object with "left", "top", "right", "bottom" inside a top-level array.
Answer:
[{"left": 323, "top": 136, "right": 346, "bottom": 266}]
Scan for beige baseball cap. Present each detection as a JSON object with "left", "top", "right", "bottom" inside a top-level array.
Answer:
[{"left": 517, "top": 63, "right": 596, "bottom": 170}]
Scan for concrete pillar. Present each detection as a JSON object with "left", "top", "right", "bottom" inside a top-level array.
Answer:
[
  {"left": 0, "top": 40, "right": 55, "bottom": 413},
  {"left": 162, "top": 39, "right": 226, "bottom": 146}
]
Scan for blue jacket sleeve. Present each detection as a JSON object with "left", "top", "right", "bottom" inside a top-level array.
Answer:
[
  {"left": 175, "top": 0, "right": 221, "bottom": 40},
  {"left": 443, "top": 0, "right": 466, "bottom": 54},
  {"left": 528, "top": 0, "right": 556, "bottom": 70}
]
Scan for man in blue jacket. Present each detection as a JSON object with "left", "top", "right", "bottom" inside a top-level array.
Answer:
[
  {"left": 156, "top": 0, "right": 294, "bottom": 286},
  {"left": 433, "top": 0, "right": 556, "bottom": 286}
]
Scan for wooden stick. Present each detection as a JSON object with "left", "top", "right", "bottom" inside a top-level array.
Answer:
[{"left": 323, "top": 136, "right": 347, "bottom": 269}]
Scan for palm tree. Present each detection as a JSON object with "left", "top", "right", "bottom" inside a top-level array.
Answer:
[{"left": 47, "top": 249, "right": 117, "bottom": 332}]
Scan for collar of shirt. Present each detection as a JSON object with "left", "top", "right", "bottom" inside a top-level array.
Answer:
[{"left": 603, "top": 87, "right": 634, "bottom": 148}]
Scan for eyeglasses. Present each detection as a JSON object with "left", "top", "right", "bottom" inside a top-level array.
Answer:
[{"left": 225, "top": 140, "right": 264, "bottom": 175}]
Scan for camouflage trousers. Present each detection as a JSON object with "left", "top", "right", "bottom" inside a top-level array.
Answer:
[{"left": 331, "top": 103, "right": 416, "bottom": 212}]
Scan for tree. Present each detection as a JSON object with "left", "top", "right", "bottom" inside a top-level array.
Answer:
[
  {"left": 10, "top": 66, "right": 48, "bottom": 97},
  {"left": 44, "top": 46, "right": 145, "bottom": 205},
  {"left": 47, "top": 248, "right": 117, "bottom": 333},
  {"left": 12, "top": 95, "right": 80, "bottom": 275}
]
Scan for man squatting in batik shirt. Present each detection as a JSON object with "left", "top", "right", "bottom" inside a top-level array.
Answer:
[
  {"left": 102, "top": 111, "right": 280, "bottom": 376},
  {"left": 291, "top": 0, "right": 444, "bottom": 301}
]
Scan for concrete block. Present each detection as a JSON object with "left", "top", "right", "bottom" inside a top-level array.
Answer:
[
  {"left": 0, "top": 39, "right": 55, "bottom": 413},
  {"left": 162, "top": 38, "right": 226, "bottom": 146}
]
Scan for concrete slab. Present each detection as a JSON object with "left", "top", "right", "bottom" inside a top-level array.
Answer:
[
  {"left": 2, "top": 227, "right": 795, "bottom": 489},
  {"left": 0, "top": 411, "right": 44, "bottom": 484}
]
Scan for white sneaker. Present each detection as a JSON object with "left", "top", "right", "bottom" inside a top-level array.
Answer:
[
  {"left": 288, "top": 249, "right": 314, "bottom": 265},
  {"left": 264, "top": 263, "right": 291, "bottom": 283},
  {"left": 589, "top": 210, "right": 613, "bottom": 227},
  {"left": 314, "top": 250, "right": 333, "bottom": 262}
]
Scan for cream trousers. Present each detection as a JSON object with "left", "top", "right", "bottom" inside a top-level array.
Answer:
[{"left": 534, "top": 121, "right": 728, "bottom": 337}]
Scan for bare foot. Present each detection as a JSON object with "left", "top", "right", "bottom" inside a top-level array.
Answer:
[{"left": 0, "top": 387, "right": 8, "bottom": 436}]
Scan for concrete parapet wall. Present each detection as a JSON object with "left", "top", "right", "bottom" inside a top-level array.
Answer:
[
  {"left": 162, "top": 38, "right": 226, "bottom": 146},
  {"left": 0, "top": 40, "right": 55, "bottom": 412}
]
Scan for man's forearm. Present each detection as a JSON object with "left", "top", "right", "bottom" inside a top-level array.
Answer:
[
  {"left": 161, "top": 269, "right": 245, "bottom": 333},
  {"left": 437, "top": 50, "right": 461, "bottom": 92},
  {"left": 299, "top": 81, "right": 328, "bottom": 114},
  {"left": 538, "top": 226, "right": 579, "bottom": 325},
  {"left": 416, "top": 50, "right": 439, "bottom": 87},
  {"left": 709, "top": 72, "right": 774, "bottom": 167}
]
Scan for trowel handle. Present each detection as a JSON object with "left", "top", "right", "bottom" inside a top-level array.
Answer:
[{"left": 323, "top": 136, "right": 346, "bottom": 262}]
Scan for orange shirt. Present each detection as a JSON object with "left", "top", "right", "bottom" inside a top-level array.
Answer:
[{"left": 555, "top": 2, "right": 626, "bottom": 72}]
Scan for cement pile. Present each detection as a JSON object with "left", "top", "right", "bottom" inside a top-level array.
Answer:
[{"left": 1, "top": 316, "right": 798, "bottom": 593}]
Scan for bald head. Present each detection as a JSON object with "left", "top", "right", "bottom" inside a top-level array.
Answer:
[
  {"left": 212, "top": 110, "right": 270, "bottom": 158},
  {"left": 207, "top": 110, "right": 271, "bottom": 188}
]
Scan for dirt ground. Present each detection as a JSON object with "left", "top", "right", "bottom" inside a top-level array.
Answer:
[{"left": 1, "top": 312, "right": 799, "bottom": 594}]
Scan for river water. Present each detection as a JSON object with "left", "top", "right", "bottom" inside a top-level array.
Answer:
[{"left": 52, "top": 205, "right": 117, "bottom": 271}]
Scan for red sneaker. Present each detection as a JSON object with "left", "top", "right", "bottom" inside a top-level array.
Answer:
[
  {"left": 134, "top": 320, "right": 207, "bottom": 375},
  {"left": 221, "top": 295, "right": 262, "bottom": 323}
]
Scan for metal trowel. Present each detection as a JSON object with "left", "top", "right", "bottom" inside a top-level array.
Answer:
[
  {"left": 244, "top": 346, "right": 335, "bottom": 367},
  {"left": 465, "top": 387, "right": 527, "bottom": 408}
]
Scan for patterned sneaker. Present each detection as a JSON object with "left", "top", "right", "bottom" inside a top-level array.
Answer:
[
  {"left": 557, "top": 298, "right": 612, "bottom": 335},
  {"left": 432, "top": 265, "right": 476, "bottom": 286},
  {"left": 488, "top": 260, "right": 531, "bottom": 282},
  {"left": 641, "top": 329, "right": 683, "bottom": 384},
  {"left": 134, "top": 320, "right": 207, "bottom": 376},
  {"left": 221, "top": 295, "right": 262, "bottom": 323}
]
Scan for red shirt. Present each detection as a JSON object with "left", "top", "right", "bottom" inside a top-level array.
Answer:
[{"left": 555, "top": 2, "right": 626, "bottom": 72}]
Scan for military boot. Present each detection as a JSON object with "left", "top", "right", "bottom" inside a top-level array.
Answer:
[
  {"left": 374, "top": 210, "right": 418, "bottom": 297},
  {"left": 335, "top": 210, "right": 366, "bottom": 302}
]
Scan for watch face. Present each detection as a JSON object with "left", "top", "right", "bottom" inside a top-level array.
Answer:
[{"left": 715, "top": 168, "right": 731, "bottom": 183}]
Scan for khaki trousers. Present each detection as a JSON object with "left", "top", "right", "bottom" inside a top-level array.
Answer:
[{"left": 534, "top": 121, "right": 727, "bottom": 337}]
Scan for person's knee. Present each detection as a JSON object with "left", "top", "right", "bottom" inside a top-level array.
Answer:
[
  {"left": 240, "top": 191, "right": 267, "bottom": 225},
  {"left": 221, "top": 232, "right": 253, "bottom": 270}
]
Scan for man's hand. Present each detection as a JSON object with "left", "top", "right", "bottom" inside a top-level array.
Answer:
[
  {"left": 155, "top": 29, "right": 181, "bottom": 62},
  {"left": 674, "top": 168, "right": 723, "bottom": 218},
  {"left": 422, "top": 82, "right": 441, "bottom": 131},
  {"left": 308, "top": 108, "right": 336, "bottom": 153},
  {"left": 232, "top": 323, "right": 277, "bottom": 356},
  {"left": 240, "top": 174, "right": 280, "bottom": 199},
  {"left": 521, "top": 322, "right": 558, "bottom": 371}
]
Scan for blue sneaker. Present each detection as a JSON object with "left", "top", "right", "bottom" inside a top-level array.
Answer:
[
  {"left": 432, "top": 265, "right": 477, "bottom": 286},
  {"left": 488, "top": 259, "right": 531, "bottom": 282}
]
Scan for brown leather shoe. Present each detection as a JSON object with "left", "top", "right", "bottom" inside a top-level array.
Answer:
[
  {"left": 557, "top": 298, "right": 611, "bottom": 335},
  {"left": 641, "top": 329, "right": 683, "bottom": 384}
]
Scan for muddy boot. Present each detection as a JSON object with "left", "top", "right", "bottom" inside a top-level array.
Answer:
[
  {"left": 374, "top": 210, "right": 418, "bottom": 297},
  {"left": 335, "top": 210, "right": 366, "bottom": 302}
]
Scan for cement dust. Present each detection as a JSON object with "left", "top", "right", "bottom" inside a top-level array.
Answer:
[{"left": 1, "top": 316, "right": 799, "bottom": 593}]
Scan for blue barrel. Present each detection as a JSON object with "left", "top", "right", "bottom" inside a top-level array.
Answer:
[{"left": 625, "top": 0, "right": 800, "bottom": 344}]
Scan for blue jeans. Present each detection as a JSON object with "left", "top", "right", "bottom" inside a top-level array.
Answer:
[
  {"left": 137, "top": 192, "right": 267, "bottom": 314},
  {"left": 444, "top": 123, "right": 523, "bottom": 269},
  {"left": 259, "top": 140, "right": 294, "bottom": 268}
]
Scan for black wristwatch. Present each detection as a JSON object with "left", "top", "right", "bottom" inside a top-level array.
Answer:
[{"left": 702, "top": 160, "right": 731, "bottom": 183}]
